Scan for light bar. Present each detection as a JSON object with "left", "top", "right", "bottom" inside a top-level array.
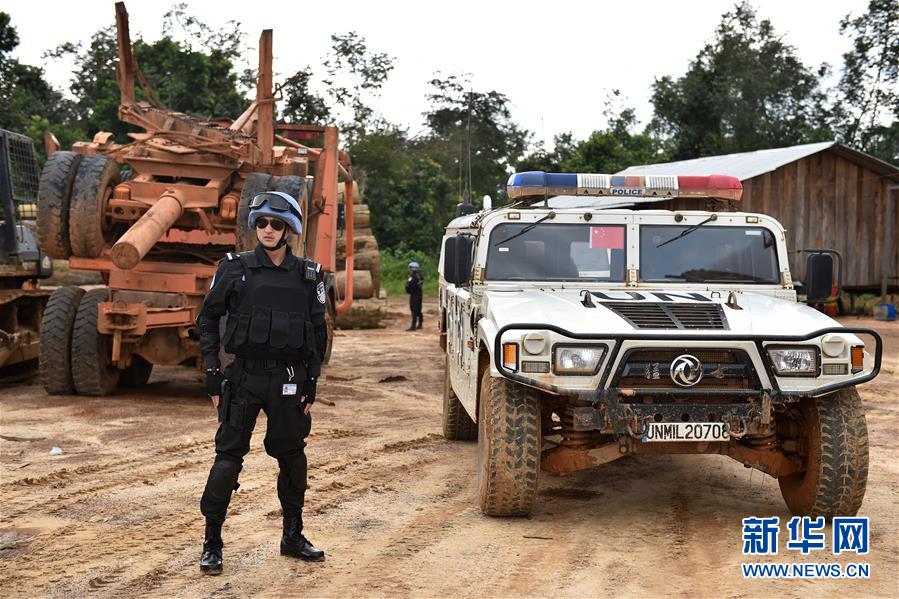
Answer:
[{"left": 506, "top": 172, "right": 743, "bottom": 202}]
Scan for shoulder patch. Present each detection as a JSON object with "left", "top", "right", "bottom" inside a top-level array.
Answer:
[{"left": 316, "top": 281, "right": 326, "bottom": 304}]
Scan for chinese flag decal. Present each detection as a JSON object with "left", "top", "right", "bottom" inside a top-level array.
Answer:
[{"left": 590, "top": 226, "right": 624, "bottom": 249}]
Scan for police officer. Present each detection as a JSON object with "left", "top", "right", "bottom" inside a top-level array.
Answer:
[
  {"left": 405, "top": 261, "right": 423, "bottom": 331},
  {"left": 197, "top": 191, "right": 327, "bottom": 575}
]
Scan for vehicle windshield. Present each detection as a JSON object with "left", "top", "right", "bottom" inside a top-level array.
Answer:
[
  {"left": 486, "top": 223, "right": 626, "bottom": 282},
  {"left": 640, "top": 225, "right": 779, "bottom": 284}
]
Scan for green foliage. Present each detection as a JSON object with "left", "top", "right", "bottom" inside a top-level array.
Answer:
[
  {"left": 281, "top": 67, "right": 331, "bottom": 125},
  {"left": 380, "top": 247, "right": 438, "bottom": 296},
  {"left": 354, "top": 128, "right": 455, "bottom": 253},
  {"left": 518, "top": 94, "right": 667, "bottom": 173},
  {"left": 649, "top": 2, "right": 833, "bottom": 159},
  {"left": 422, "top": 74, "right": 530, "bottom": 204},
  {"left": 0, "top": 12, "right": 79, "bottom": 162},
  {"left": 835, "top": 0, "right": 898, "bottom": 163}
]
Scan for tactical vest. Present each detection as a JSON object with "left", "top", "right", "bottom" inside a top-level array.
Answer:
[{"left": 222, "top": 251, "right": 317, "bottom": 361}]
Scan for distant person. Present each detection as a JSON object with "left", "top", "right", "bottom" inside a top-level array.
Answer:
[
  {"left": 405, "top": 261, "right": 423, "bottom": 330},
  {"left": 196, "top": 191, "right": 327, "bottom": 575}
]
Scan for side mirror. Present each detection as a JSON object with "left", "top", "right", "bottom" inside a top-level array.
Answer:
[
  {"left": 804, "top": 251, "right": 841, "bottom": 303},
  {"left": 443, "top": 235, "right": 474, "bottom": 286}
]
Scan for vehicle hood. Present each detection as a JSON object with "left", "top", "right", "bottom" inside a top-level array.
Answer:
[{"left": 483, "top": 287, "right": 840, "bottom": 337}]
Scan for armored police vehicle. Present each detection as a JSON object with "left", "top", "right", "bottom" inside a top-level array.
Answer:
[{"left": 438, "top": 171, "right": 881, "bottom": 518}]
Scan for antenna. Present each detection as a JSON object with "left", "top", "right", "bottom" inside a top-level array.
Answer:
[{"left": 466, "top": 87, "right": 473, "bottom": 205}]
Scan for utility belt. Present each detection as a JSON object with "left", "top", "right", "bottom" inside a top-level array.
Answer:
[{"left": 233, "top": 356, "right": 307, "bottom": 372}]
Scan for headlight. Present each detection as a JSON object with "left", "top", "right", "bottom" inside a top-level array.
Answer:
[
  {"left": 553, "top": 345, "right": 605, "bottom": 375},
  {"left": 767, "top": 347, "right": 819, "bottom": 376}
]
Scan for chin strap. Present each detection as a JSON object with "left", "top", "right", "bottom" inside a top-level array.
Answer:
[{"left": 272, "top": 229, "right": 289, "bottom": 249}]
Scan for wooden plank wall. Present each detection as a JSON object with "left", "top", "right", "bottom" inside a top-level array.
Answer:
[{"left": 666, "top": 150, "right": 896, "bottom": 289}]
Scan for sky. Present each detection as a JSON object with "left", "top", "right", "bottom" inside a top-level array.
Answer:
[{"left": 8, "top": 0, "right": 869, "bottom": 147}]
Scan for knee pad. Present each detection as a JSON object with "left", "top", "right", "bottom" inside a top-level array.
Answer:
[{"left": 205, "top": 458, "right": 242, "bottom": 502}]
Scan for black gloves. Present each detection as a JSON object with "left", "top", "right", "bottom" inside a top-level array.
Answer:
[
  {"left": 302, "top": 377, "right": 317, "bottom": 405},
  {"left": 206, "top": 368, "right": 224, "bottom": 396}
]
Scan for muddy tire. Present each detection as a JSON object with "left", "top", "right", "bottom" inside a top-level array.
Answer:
[
  {"left": 71, "top": 288, "right": 120, "bottom": 396},
  {"left": 323, "top": 295, "right": 335, "bottom": 365},
  {"left": 443, "top": 355, "right": 477, "bottom": 441},
  {"left": 36, "top": 151, "right": 83, "bottom": 259},
  {"left": 778, "top": 388, "right": 868, "bottom": 518},
  {"left": 119, "top": 356, "right": 153, "bottom": 387},
  {"left": 477, "top": 368, "right": 540, "bottom": 516},
  {"left": 69, "top": 155, "right": 120, "bottom": 258},
  {"left": 236, "top": 173, "right": 274, "bottom": 252},
  {"left": 39, "top": 286, "right": 85, "bottom": 394}
]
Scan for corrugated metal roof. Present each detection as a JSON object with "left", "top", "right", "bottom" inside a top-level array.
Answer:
[{"left": 618, "top": 141, "right": 838, "bottom": 180}]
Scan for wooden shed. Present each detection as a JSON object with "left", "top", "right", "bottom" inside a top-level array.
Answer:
[{"left": 620, "top": 142, "right": 899, "bottom": 290}]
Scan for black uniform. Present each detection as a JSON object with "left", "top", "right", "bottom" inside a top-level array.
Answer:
[
  {"left": 197, "top": 244, "right": 327, "bottom": 543},
  {"left": 405, "top": 271, "right": 423, "bottom": 330}
]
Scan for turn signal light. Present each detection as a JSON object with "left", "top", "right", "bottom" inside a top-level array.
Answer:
[
  {"left": 850, "top": 346, "right": 864, "bottom": 373},
  {"left": 502, "top": 342, "right": 519, "bottom": 372}
]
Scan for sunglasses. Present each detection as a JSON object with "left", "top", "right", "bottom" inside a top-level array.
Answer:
[
  {"left": 255, "top": 217, "right": 286, "bottom": 231},
  {"left": 249, "top": 193, "right": 293, "bottom": 211}
]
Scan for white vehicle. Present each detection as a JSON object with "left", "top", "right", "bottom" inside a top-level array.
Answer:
[{"left": 438, "top": 172, "right": 882, "bottom": 518}]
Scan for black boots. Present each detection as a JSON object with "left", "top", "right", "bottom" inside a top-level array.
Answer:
[
  {"left": 406, "top": 315, "right": 423, "bottom": 331},
  {"left": 200, "top": 521, "right": 223, "bottom": 575},
  {"left": 280, "top": 515, "right": 325, "bottom": 561}
]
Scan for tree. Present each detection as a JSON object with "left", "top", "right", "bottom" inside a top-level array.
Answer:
[
  {"left": 650, "top": 2, "right": 832, "bottom": 159},
  {"left": 0, "top": 13, "right": 81, "bottom": 160},
  {"left": 281, "top": 67, "right": 331, "bottom": 125},
  {"left": 835, "top": 0, "right": 898, "bottom": 162},
  {"left": 351, "top": 128, "right": 455, "bottom": 253},
  {"left": 47, "top": 7, "right": 247, "bottom": 142},
  {"left": 422, "top": 74, "right": 530, "bottom": 204},
  {"left": 322, "top": 32, "right": 394, "bottom": 140}
]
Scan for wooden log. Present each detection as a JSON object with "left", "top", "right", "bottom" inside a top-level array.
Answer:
[
  {"left": 353, "top": 205, "right": 370, "bottom": 228},
  {"left": 335, "top": 296, "right": 388, "bottom": 329},
  {"left": 336, "top": 270, "right": 374, "bottom": 299}
]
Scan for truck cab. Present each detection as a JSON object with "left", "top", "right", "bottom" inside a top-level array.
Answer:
[{"left": 438, "top": 171, "right": 881, "bottom": 518}]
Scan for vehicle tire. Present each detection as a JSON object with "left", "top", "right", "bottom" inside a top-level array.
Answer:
[
  {"left": 71, "top": 288, "right": 120, "bottom": 396},
  {"left": 275, "top": 175, "right": 305, "bottom": 203},
  {"left": 36, "top": 151, "right": 83, "bottom": 259},
  {"left": 443, "top": 355, "right": 477, "bottom": 441},
  {"left": 778, "top": 388, "right": 869, "bottom": 518},
  {"left": 323, "top": 295, "right": 335, "bottom": 365},
  {"left": 477, "top": 368, "right": 540, "bottom": 516},
  {"left": 38, "top": 286, "right": 85, "bottom": 394},
  {"left": 118, "top": 356, "right": 153, "bottom": 387},
  {"left": 69, "top": 155, "right": 120, "bottom": 258},
  {"left": 236, "top": 173, "right": 274, "bottom": 252}
]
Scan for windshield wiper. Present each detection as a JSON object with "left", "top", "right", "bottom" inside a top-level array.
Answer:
[
  {"left": 493, "top": 211, "right": 555, "bottom": 246},
  {"left": 665, "top": 270, "right": 772, "bottom": 283},
  {"left": 655, "top": 214, "right": 717, "bottom": 248}
]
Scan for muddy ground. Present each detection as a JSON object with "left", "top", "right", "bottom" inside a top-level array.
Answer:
[{"left": 1, "top": 297, "right": 897, "bottom": 598}]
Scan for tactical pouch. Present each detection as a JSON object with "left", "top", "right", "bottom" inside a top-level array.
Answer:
[
  {"left": 287, "top": 313, "right": 305, "bottom": 349},
  {"left": 249, "top": 306, "right": 272, "bottom": 345},
  {"left": 218, "top": 380, "right": 232, "bottom": 424},
  {"left": 228, "top": 392, "right": 246, "bottom": 430},
  {"left": 270, "top": 310, "right": 290, "bottom": 348}
]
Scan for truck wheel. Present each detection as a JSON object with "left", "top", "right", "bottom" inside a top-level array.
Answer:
[
  {"left": 443, "top": 355, "right": 476, "bottom": 440},
  {"left": 778, "top": 388, "right": 868, "bottom": 518},
  {"left": 39, "top": 286, "right": 85, "bottom": 394},
  {"left": 69, "top": 155, "right": 120, "bottom": 258},
  {"left": 477, "top": 368, "right": 540, "bottom": 516},
  {"left": 323, "top": 296, "right": 335, "bottom": 365},
  {"left": 236, "top": 173, "right": 274, "bottom": 252},
  {"left": 71, "top": 288, "right": 119, "bottom": 396},
  {"left": 119, "top": 356, "right": 153, "bottom": 387},
  {"left": 36, "top": 151, "right": 82, "bottom": 259}
]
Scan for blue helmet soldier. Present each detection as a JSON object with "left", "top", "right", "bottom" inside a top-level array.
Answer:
[
  {"left": 405, "top": 261, "right": 423, "bottom": 331},
  {"left": 196, "top": 190, "right": 327, "bottom": 574}
]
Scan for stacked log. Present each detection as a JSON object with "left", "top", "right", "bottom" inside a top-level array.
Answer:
[{"left": 335, "top": 188, "right": 387, "bottom": 328}]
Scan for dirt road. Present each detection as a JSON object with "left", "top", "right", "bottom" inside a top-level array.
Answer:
[{"left": 1, "top": 298, "right": 897, "bottom": 597}]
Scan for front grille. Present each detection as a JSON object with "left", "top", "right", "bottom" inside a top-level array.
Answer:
[
  {"left": 611, "top": 348, "right": 758, "bottom": 392},
  {"left": 602, "top": 302, "right": 728, "bottom": 330}
]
